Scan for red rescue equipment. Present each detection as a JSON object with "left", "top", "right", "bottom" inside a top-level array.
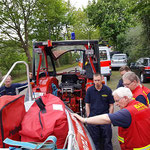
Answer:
[
  {"left": 0, "top": 95, "right": 25, "bottom": 148},
  {"left": 19, "top": 94, "right": 68, "bottom": 149},
  {"left": 118, "top": 100, "right": 150, "bottom": 149}
]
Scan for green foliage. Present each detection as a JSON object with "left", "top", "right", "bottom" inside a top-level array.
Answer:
[
  {"left": 116, "top": 33, "right": 127, "bottom": 53},
  {"left": 123, "top": 24, "right": 150, "bottom": 64},
  {"left": 58, "top": 52, "right": 80, "bottom": 65},
  {"left": 86, "top": 0, "right": 134, "bottom": 48},
  {"left": 0, "top": 40, "right": 27, "bottom": 75},
  {"left": 0, "top": 0, "right": 36, "bottom": 70},
  {"left": 131, "top": 0, "right": 150, "bottom": 44},
  {"left": 59, "top": 53, "right": 70, "bottom": 65},
  {"left": 30, "top": 0, "right": 70, "bottom": 41},
  {"left": 73, "top": 9, "right": 100, "bottom": 40},
  {"left": 115, "top": 0, "right": 150, "bottom": 63}
]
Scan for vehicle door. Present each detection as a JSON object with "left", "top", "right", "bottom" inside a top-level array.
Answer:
[
  {"left": 99, "top": 48, "right": 111, "bottom": 76},
  {"left": 134, "top": 58, "right": 143, "bottom": 76}
]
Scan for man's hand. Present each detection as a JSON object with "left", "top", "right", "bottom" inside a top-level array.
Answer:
[
  {"left": 72, "top": 113, "right": 111, "bottom": 125},
  {"left": 72, "top": 113, "right": 86, "bottom": 123}
]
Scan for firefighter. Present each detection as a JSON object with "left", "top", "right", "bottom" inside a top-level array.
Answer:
[
  {"left": 73, "top": 87, "right": 150, "bottom": 150},
  {"left": 122, "top": 71, "right": 149, "bottom": 106},
  {"left": 137, "top": 76, "right": 150, "bottom": 107},
  {"left": 85, "top": 73, "right": 114, "bottom": 150}
]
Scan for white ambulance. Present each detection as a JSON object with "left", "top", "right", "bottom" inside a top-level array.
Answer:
[{"left": 99, "top": 46, "right": 111, "bottom": 80}]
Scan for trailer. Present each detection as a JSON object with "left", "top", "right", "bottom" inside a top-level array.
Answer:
[{"left": 0, "top": 39, "right": 101, "bottom": 149}]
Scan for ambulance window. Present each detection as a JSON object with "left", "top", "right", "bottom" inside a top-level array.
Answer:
[{"left": 100, "top": 50, "right": 107, "bottom": 60}]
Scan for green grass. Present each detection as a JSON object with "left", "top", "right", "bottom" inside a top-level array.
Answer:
[
  {"left": 56, "top": 62, "right": 78, "bottom": 71},
  {"left": 13, "top": 75, "right": 28, "bottom": 83},
  {"left": 12, "top": 63, "right": 78, "bottom": 83},
  {"left": 107, "top": 71, "right": 120, "bottom": 91},
  {"left": 143, "top": 82, "right": 150, "bottom": 89}
]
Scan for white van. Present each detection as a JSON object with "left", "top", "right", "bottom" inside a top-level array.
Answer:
[
  {"left": 99, "top": 46, "right": 111, "bottom": 80},
  {"left": 111, "top": 53, "right": 127, "bottom": 69}
]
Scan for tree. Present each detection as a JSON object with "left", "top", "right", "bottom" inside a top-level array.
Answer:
[
  {"left": 86, "top": 0, "right": 133, "bottom": 49},
  {"left": 131, "top": 0, "right": 150, "bottom": 45},
  {"left": 0, "top": 0, "right": 38, "bottom": 70},
  {"left": 73, "top": 9, "right": 100, "bottom": 40},
  {"left": 122, "top": 24, "right": 150, "bottom": 64},
  {"left": 0, "top": 0, "right": 70, "bottom": 72},
  {"left": 117, "top": 0, "right": 150, "bottom": 64},
  {"left": 62, "top": 0, "right": 77, "bottom": 40},
  {"left": 0, "top": 40, "right": 27, "bottom": 75},
  {"left": 30, "top": 0, "right": 69, "bottom": 41}
]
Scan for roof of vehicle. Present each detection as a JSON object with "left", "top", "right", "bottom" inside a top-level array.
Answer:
[
  {"left": 141, "top": 57, "right": 150, "bottom": 59},
  {"left": 33, "top": 40, "right": 99, "bottom": 47},
  {"left": 33, "top": 40, "right": 100, "bottom": 60},
  {"left": 99, "top": 46, "right": 110, "bottom": 50},
  {"left": 112, "top": 53, "right": 127, "bottom": 56}
]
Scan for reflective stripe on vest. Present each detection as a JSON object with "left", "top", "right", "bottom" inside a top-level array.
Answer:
[
  {"left": 133, "top": 144, "right": 150, "bottom": 150},
  {"left": 118, "top": 136, "right": 124, "bottom": 143}
]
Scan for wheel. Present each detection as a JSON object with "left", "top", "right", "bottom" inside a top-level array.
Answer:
[{"left": 140, "top": 73, "right": 146, "bottom": 83}]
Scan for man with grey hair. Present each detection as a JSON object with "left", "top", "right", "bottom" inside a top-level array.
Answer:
[
  {"left": 73, "top": 87, "right": 150, "bottom": 150},
  {"left": 122, "top": 71, "right": 149, "bottom": 106}
]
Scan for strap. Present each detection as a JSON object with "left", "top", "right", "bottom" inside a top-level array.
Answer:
[
  {"left": 35, "top": 96, "right": 46, "bottom": 113},
  {"left": 35, "top": 135, "right": 57, "bottom": 149},
  {"left": 4, "top": 135, "right": 57, "bottom": 149}
]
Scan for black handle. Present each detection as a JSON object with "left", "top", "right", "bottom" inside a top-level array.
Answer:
[{"left": 35, "top": 96, "right": 46, "bottom": 113}]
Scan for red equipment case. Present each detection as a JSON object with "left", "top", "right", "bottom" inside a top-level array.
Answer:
[
  {"left": 19, "top": 94, "right": 68, "bottom": 149},
  {"left": 0, "top": 95, "right": 25, "bottom": 148}
]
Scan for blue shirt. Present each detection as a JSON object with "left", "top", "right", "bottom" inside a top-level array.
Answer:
[
  {"left": 117, "top": 78, "right": 124, "bottom": 89},
  {"left": 108, "top": 109, "right": 131, "bottom": 128},
  {"left": 85, "top": 84, "right": 114, "bottom": 117},
  {"left": 136, "top": 95, "right": 147, "bottom": 106},
  {"left": 0, "top": 83, "right": 28, "bottom": 96},
  {"left": 147, "top": 93, "right": 150, "bottom": 102}
]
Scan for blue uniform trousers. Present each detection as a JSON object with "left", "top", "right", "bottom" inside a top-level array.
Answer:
[{"left": 87, "top": 124, "right": 113, "bottom": 150}]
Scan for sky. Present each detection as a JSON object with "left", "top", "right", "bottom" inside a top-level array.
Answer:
[{"left": 69, "top": 0, "right": 89, "bottom": 9}]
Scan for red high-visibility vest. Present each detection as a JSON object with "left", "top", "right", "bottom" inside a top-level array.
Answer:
[
  {"left": 118, "top": 100, "right": 150, "bottom": 150},
  {"left": 132, "top": 85, "right": 149, "bottom": 106},
  {"left": 142, "top": 85, "right": 150, "bottom": 105}
]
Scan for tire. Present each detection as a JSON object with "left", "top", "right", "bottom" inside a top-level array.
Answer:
[{"left": 140, "top": 73, "right": 146, "bottom": 83}]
